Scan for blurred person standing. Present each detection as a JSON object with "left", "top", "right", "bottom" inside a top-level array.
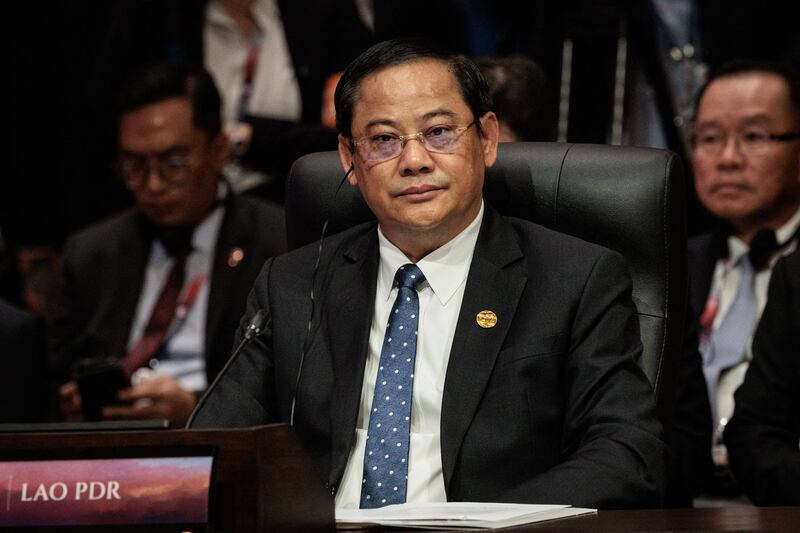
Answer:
[{"left": 203, "top": 0, "right": 373, "bottom": 199}]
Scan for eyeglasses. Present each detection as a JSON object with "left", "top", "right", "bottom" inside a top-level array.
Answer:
[
  {"left": 352, "top": 122, "right": 476, "bottom": 163},
  {"left": 117, "top": 151, "right": 196, "bottom": 190},
  {"left": 692, "top": 129, "right": 800, "bottom": 157}
]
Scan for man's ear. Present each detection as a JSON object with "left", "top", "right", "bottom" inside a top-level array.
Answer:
[
  {"left": 338, "top": 134, "right": 358, "bottom": 185},
  {"left": 479, "top": 112, "right": 500, "bottom": 168}
]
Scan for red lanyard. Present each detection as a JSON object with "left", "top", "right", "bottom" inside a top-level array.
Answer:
[{"left": 165, "top": 272, "right": 208, "bottom": 340}]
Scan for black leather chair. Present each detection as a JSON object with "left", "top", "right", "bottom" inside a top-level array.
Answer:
[{"left": 285, "top": 142, "right": 687, "bottom": 430}]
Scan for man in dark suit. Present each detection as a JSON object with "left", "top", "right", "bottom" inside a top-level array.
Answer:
[
  {"left": 676, "top": 60, "right": 800, "bottom": 502},
  {"left": 51, "top": 61, "right": 285, "bottom": 427},
  {"left": 0, "top": 299, "right": 47, "bottom": 423},
  {"left": 725, "top": 250, "right": 800, "bottom": 505},
  {"left": 192, "top": 39, "right": 664, "bottom": 509}
]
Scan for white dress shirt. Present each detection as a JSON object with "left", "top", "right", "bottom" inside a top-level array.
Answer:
[
  {"left": 204, "top": 0, "right": 302, "bottom": 125},
  {"left": 126, "top": 204, "right": 225, "bottom": 392},
  {"left": 706, "top": 206, "right": 800, "bottom": 425},
  {"left": 335, "top": 202, "right": 484, "bottom": 509}
]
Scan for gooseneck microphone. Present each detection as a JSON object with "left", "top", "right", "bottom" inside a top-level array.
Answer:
[
  {"left": 289, "top": 164, "right": 353, "bottom": 426},
  {"left": 185, "top": 309, "right": 270, "bottom": 429}
]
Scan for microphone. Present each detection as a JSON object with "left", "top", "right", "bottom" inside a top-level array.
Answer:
[
  {"left": 185, "top": 309, "right": 270, "bottom": 429},
  {"left": 289, "top": 164, "right": 353, "bottom": 426}
]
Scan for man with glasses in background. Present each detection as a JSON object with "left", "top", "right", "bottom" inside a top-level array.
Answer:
[
  {"left": 192, "top": 38, "right": 664, "bottom": 509},
  {"left": 51, "top": 61, "right": 285, "bottom": 427},
  {"left": 677, "top": 60, "right": 800, "bottom": 504}
]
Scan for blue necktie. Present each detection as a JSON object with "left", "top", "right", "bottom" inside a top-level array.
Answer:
[
  {"left": 360, "top": 264, "right": 425, "bottom": 508},
  {"left": 702, "top": 255, "right": 757, "bottom": 421}
]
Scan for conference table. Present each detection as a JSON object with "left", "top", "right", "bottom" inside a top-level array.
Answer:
[
  {"left": 337, "top": 506, "right": 800, "bottom": 532},
  {"left": 2, "top": 425, "right": 797, "bottom": 531}
]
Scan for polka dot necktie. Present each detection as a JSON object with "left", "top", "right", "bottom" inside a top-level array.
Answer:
[{"left": 360, "top": 264, "right": 425, "bottom": 508}]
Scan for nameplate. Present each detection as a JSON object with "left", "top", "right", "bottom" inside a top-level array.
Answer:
[{"left": 0, "top": 456, "right": 213, "bottom": 527}]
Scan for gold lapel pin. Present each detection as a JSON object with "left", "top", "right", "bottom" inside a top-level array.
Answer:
[
  {"left": 227, "top": 247, "right": 245, "bottom": 267},
  {"left": 476, "top": 310, "right": 498, "bottom": 329}
]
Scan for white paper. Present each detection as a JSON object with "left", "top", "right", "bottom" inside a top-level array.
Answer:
[{"left": 336, "top": 501, "right": 596, "bottom": 529}]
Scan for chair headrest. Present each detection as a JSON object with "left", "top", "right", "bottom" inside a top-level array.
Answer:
[
  {"left": 285, "top": 141, "right": 688, "bottom": 428},
  {"left": 285, "top": 142, "right": 685, "bottom": 317}
]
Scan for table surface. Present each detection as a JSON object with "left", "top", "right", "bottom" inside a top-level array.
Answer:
[
  {"left": 337, "top": 506, "right": 800, "bottom": 532},
  {"left": 530, "top": 506, "right": 800, "bottom": 531}
]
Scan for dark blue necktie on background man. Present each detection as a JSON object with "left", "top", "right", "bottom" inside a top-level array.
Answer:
[{"left": 360, "top": 264, "right": 426, "bottom": 508}]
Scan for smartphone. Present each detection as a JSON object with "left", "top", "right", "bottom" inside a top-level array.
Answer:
[{"left": 73, "top": 359, "right": 129, "bottom": 421}]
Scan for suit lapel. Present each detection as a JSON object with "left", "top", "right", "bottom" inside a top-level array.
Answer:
[
  {"left": 325, "top": 227, "right": 380, "bottom": 488},
  {"left": 206, "top": 196, "right": 246, "bottom": 362},
  {"left": 107, "top": 215, "right": 151, "bottom": 359},
  {"left": 688, "top": 232, "right": 724, "bottom": 316},
  {"left": 440, "top": 207, "right": 527, "bottom": 490}
]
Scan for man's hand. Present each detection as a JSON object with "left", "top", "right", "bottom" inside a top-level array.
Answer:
[
  {"left": 58, "top": 381, "right": 85, "bottom": 422},
  {"left": 102, "top": 375, "right": 198, "bottom": 427}
]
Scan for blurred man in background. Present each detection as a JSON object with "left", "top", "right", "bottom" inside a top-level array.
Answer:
[
  {"left": 51, "top": 61, "right": 285, "bottom": 426},
  {"left": 683, "top": 60, "right": 800, "bottom": 503}
]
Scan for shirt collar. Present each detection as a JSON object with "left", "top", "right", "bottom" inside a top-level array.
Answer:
[
  {"left": 727, "top": 205, "right": 800, "bottom": 263},
  {"left": 377, "top": 201, "right": 484, "bottom": 306},
  {"left": 775, "top": 205, "right": 800, "bottom": 245},
  {"left": 191, "top": 204, "right": 224, "bottom": 256}
]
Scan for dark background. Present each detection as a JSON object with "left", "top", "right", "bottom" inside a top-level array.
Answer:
[{"left": 3, "top": 0, "right": 799, "bottom": 250}]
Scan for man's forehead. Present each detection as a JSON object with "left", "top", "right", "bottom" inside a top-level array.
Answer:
[
  {"left": 122, "top": 97, "right": 193, "bottom": 123},
  {"left": 695, "top": 113, "right": 773, "bottom": 130},
  {"left": 119, "top": 97, "right": 202, "bottom": 149},
  {"left": 698, "top": 72, "right": 794, "bottom": 121},
  {"left": 363, "top": 58, "right": 454, "bottom": 84},
  {"left": 352, "top": 60, "right": 468, "bottom": 126}
]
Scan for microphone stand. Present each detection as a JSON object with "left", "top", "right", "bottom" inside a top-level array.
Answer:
[{"left": 184, "top": 310, "right": 269, "bottom": 429}]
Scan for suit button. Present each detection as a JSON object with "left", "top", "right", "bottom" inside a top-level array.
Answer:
[{"left": 227, "top": 247, "right": 245, "bottom": 267}]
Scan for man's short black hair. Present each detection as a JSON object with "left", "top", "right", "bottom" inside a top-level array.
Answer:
[
  {"left": 693, "top": 59, "right": 800, "bottom": 124},
  {"left": 476, "top": 55, "right": 556, "bottom": 142},
  {"left": 334, "top": 38, "right": 492, "bottom": 138},
  {"left": 118, "top": 61, "right": 222, "bottom": 138}
]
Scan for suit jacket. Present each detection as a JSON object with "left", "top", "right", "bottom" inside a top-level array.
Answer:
[
  {"left": 49, "top": 193, "right": 286, "bottom": 385},
  {"left": 668, "top": 229, "right": 800, "bottom": 504},
  {"left": 687, "top": 232, "right": 727, "bottom": 321},
  {"left": 193, "top": 205, "right": 665, "bottom": 508},
  {"left": 0, "top": 299, "right": 47, "bottom": 423},
  {"left": 663, "top": 232, "right": 719, "bottom": 506},
  {"left": 725, "top": 250, "right": 800, "bottom": 505}
]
